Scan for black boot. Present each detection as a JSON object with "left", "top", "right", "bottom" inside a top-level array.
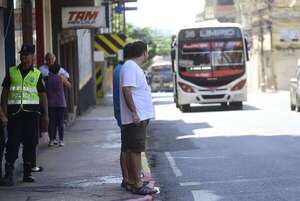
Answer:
[
  {"left": 1, "top": 163, "right": 14, "bottom": 186},
  {"left": 23, "top": 163, "right": 35, "bottom": 183},
  {"left": 0, "top": 162, "right": 2, "bottom": 185}
]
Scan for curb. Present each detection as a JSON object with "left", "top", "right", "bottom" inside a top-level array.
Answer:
[{"left": 126, "top": 195, "right": 153, "bottom": 201}]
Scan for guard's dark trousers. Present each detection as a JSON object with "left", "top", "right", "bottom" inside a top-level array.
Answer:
[
  {"left": 3, "top": 111, "right": 39, "bottom": 185},
  {"left": 0, "top": 127, "right": 5, "bottom": 178}
]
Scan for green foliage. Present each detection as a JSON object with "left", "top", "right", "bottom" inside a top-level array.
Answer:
[{"left": 126, "top": 24, "right": 171, "bottom": 70}]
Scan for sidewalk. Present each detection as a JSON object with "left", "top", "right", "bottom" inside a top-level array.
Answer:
[{"left": 0, "top": 95, "right": 157, "bottom": 201}]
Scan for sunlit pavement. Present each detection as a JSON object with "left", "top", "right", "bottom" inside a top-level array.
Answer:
[{"left": 149, "top": 91, "right": 300, "bottom": 201}]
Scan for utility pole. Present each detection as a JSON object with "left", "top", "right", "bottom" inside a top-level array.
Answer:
[
  {"left": 259, "top": 7, "right": 266, "bottom": 92},
  {"left": 267, "top": 0, "right": 277, "bottom": 91}
]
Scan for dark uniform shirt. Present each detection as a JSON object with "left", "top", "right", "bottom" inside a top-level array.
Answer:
[{"left": 2, "top": 65, "right": 46, "bottom": 114}]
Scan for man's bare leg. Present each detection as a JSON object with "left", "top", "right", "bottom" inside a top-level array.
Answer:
[
  {"left": 120, "top": 151, "right": 129, "bottom": 184},
  {"left": 129, "top": 151, "right": 142, "bottom": 187}
]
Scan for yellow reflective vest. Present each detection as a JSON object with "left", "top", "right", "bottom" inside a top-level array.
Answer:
[{"left": 7, "top": 66, "right": 40, "bottom": 114}]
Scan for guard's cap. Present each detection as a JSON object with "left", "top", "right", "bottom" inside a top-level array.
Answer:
[{"left": 19, "top": 44, "right": 35, "bottom": 55}]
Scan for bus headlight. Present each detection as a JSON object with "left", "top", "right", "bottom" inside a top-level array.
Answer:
[
  {"left": 178, "top": 82, "right": 195, "bottom": 93},
  {"left": 231, "top": 79, "right": 246, "bottom": 91}
]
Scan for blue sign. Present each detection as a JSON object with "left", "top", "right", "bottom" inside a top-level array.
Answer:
[
  {"left": 115, "top": 4, "right": 137, "bottom": 13},
  {"left": 115, "top": 4, "right": 124, "bottom": 13},
  {"left": 125, "top": 7, "right": 137, "bottom": 11}
]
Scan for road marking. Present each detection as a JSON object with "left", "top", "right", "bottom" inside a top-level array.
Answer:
[
  {"left": 192, "top": 190, "right": 221, "bottom": 201},
  {"left": 180, "top": 182, "right": 201, "bottom": 186},
  {"left": 165, "top": 152, "right": 182, "bottom": 177},
  {"left": 184, "top": 176, "right": 300, "bottom": 187},
  {"left": 174, "top": 156, "right": 225, "bottom": 160}
]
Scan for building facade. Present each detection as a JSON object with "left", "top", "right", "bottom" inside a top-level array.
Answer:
[
  {"left": 200, "top": 0, "right": 300, "bottom": 91},
  {"left": 237, "top": 0, "right": 300, "bottom": 91},
  {"left": 202, "top": 0, "right": 238, "bottom": 22},
  {"left": 2, "top": 0, "right": 110, "bottom": 119}
]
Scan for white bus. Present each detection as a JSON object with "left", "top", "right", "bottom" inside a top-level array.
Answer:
[
  {"left": 171, "top": 20, "right": 249, "bottom": 112},
  {"left": 148, "top": 61, "right": 173, "bottom": 92}
]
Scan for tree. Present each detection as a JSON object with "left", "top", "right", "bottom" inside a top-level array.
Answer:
[{"left": 126, "top": 24, "right": 171, "bottom": 69}]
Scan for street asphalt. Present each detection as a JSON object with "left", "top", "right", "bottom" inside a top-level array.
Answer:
[{"left": 148, "top": 91, "right": 300, "bottom": 201}]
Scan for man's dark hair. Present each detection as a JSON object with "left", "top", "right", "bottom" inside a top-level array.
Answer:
[
  {"left": 123, "top": 43, "right": 133, "bottom": 60},
  {"left": 131, "top": 41, "right": 147, "bottom": 58},
  {"left": 49, "top": 64, "right": 60, "bottom": 75}
]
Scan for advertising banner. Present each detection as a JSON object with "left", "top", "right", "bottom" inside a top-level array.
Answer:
[{"left": 62, "top": 6, "right": 105, "bottom": 29}]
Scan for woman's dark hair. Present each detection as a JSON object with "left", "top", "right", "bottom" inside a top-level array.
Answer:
[
  {"left": 131, "top": 41, "right": 147, "bottom": 58},
  {"left": 49, "top": 64, "right": 60, "bottom": 74}
]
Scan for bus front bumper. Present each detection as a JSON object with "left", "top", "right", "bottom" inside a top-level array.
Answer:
[{"left": 178, "top": 90, "right": 247, "bottom": 105}]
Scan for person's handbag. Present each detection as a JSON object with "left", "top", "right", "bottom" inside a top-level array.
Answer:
[
  {"left": 39, "top": 132, "right": 50, "bottom": 145},
  {"left": 39, "top": 116, "right": 49, "bottom": 145}
]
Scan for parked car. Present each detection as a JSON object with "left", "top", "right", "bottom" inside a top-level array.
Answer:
[{"left": 290, "top": 60, "right": 300, "bottom": 111}]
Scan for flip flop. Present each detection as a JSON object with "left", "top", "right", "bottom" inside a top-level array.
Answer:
[
  {"left": 124, "top": 181, "right": 149, "bottom": 191},
  {"left": 131, "top": 182, "right": 157, "bottom": 195}
]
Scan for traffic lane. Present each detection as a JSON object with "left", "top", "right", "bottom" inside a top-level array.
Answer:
[
  {"left": 149, "top": 134, "right": 300, "bottom": 201},
  {"left": 167, "top": 151, "right": 300, "bottom": 201},
  {"left": 149, "top": 91, "right": 300, "bottom": 200},
  {"left": 148, "top": 125, "right": 300, "bottom": 199}
]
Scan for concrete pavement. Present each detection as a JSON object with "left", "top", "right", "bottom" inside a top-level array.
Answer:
[{"left": 0, "top": 95, "right": 158, "bottom": 201}]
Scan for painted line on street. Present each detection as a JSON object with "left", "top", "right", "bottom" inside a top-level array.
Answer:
[
  {"left": 192, "top": 176, "right": 300, "bottom": 185},
  {"left": 165, "top": 152, "right": 182, "bottom": 177},
  {"left": 180, "top": 182, "right": 201, "bottom": 186},
  {"left": 192, "top": 190, "right": 221, "bottom": 201}
]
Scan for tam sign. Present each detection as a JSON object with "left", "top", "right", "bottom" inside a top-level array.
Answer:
[{"left": 62, "top": 7, "right": 105, "bottom": 29}]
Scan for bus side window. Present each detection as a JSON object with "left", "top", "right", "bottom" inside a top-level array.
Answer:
[{"left": 245, "top": 39, "right": 250, "bottom": 61}]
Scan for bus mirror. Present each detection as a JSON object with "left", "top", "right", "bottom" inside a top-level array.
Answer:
[
  {"left": 245, "top": 39, "right": 250, "bottom": 61},
  {"left": 171, "top": 49, "right": 175, "bottom": 72},
  {"left": 171, "top": 49, "right": 175, "bottom": 60}
]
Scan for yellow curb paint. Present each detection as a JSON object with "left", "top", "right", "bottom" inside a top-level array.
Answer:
[{"left": 141, "top": 152, "right": 150, "bottom": 175}]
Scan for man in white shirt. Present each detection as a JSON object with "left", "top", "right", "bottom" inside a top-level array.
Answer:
[
  {"left": 39, "top": 53, "right": 69, "bottom": 78},
  {"left": 120, "top": 41, "right": 156, "bottom": 195}
]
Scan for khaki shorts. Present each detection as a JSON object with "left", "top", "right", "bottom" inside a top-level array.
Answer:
[{"left": 123, "top": 120, "right": 148, "bottom": 153}]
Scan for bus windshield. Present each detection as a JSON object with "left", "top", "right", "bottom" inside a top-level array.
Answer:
[{"left": 178, "top": 27, "right": 245, "bottom": 72}]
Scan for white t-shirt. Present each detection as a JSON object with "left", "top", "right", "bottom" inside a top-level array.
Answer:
[
  {"left": 39, "top": 65, "right": 70, "bottom": 78},
  {"left": 120, "top": 60, "right": 155, "bottom": 125}
]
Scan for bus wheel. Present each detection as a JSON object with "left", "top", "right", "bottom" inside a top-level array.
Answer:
[
  {"left": 230, "top": 102, "right": 243, "bottom": 110},
  {"left": 179, "top": 104, "right": 191, "bottom": 113},
  {"left": 291, "top": 104, "right": 296, "bottom": 111},
  {"left": 175, "top": 101, "right": 179, "bottom": 108}
]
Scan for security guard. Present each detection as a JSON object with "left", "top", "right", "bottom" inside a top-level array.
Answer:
[{"left": 0, "top": 44, "right": 48, "bottom": 186}]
